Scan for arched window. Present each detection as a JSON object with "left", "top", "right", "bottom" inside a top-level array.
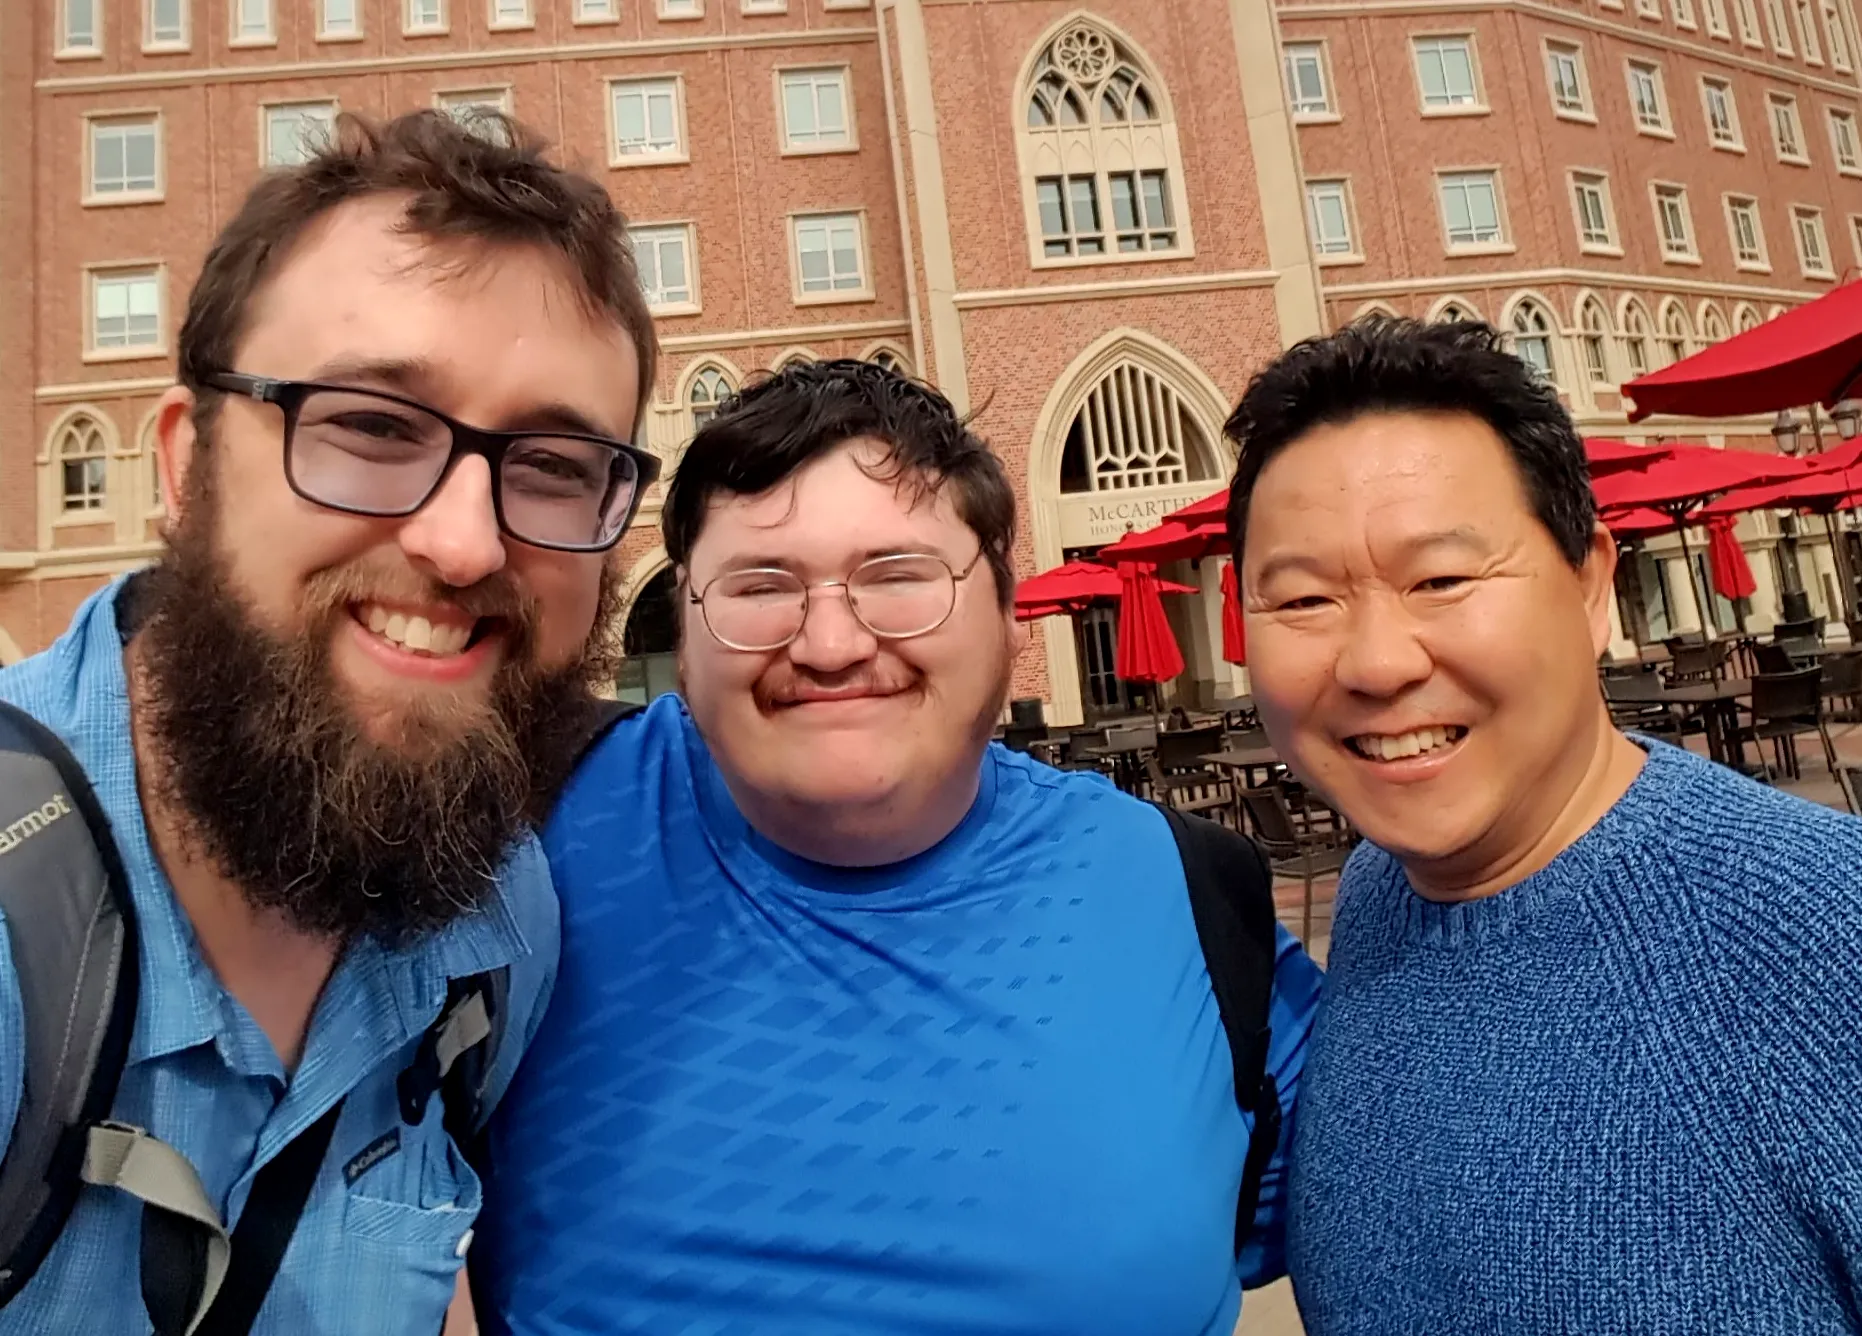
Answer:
[
  {"left": 687, "top": 365, "right": 734, "bottom": 434},
  {"left": 1699, "top": 304, "right": 1730, "bottom": 345},
  {"left": 1735, "top": 303, "right": 1763, "bottom": 334},
  {"left": 1576, "top": 298, "right": 1612, "bottom": 384},
  {"left": 867, "top": 346, "right": 911, "bottom": 376},
  {"left": 618, "top": 566, "right": 681, "bottom": 706},
  {"left": 56, "top": 416, "right": 108, "bottom": 512},
  {"left": 1620, "top": 300, "right": 1654, "bottom": 378},
  {"left": 1507, "top": 300, "right": 1559, "bottom": 386},
  {"left": 1660, "top": 303, "right": 1693, "bottom": 365},
  {"left": 1020, "top": 21, "right": 1187, "bottom": 262},
  {"left": 1059, "top": 361, "right": 1218, "bottom": 494},
  {"left": 1432, "top": 298, "right": 1479, "bottom": 324}
]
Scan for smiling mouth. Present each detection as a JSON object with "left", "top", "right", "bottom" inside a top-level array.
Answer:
[
  {"left": 1346, "top": 725, "right": 1468, "bottom": 762},
  {"left": 350, "top": 602, "right": 497, "bottom": 660}
]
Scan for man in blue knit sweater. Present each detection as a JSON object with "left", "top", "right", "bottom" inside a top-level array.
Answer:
[{"left": 1225, "top": 316, "right": 1862, "bottom": 1333}]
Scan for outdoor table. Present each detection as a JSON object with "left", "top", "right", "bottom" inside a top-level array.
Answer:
[
  {"left": 1202, "top": 744, "right": 1284, "bottom": 788},
  {"left": 1605, "top": 675, "right": 1752, "bottom": 768}
]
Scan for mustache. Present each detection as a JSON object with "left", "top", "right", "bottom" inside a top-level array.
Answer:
[
  {"left": 753, "top": 663, "right": 922, "bottom": 708},
  {"left": 301, "top": 559, "right": 537, "bottom": 633}
]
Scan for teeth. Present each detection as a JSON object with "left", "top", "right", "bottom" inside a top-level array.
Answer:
[
  {"left": 359, "top": 604, "right": 475, "bottom": 658},
  {"left": 1357, "top": 726, "right": 1460, "bottom": 761}
]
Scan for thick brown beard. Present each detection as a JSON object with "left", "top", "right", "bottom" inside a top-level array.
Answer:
[{"left": 134, "top": 456, "right": 622, "bottom": 946}]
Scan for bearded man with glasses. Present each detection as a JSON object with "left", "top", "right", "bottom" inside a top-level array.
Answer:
[{"left": 471, "top": 359, "right": 1324, "bottom": 1336}]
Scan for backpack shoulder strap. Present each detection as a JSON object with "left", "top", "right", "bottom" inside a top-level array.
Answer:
[
  {"left": 0, "top": 699, "right": 140, "bottom": 1307},
  {"left": 1151, "top": 803, "right": 1281, "bottom": 1259}
]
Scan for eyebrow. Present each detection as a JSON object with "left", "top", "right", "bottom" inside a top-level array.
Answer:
[
  {"left": 1253, "top": 527, "right": 1492, "bottom": 586},
  {"left": 305, "top": 354, "right": 621, "bottom": 440},
  {"left": 712, "top": 546, "right": 947, "bottom": 575}
]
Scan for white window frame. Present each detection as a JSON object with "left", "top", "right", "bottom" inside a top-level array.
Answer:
[
  {"left": 231, "top": 0, "right": 275, "bottom": 45},
  {"left": 1765, "top": 0, "right": 1796, "bottom": 53},
  {"left": 1673, "top": 0, "right": 1699, "bottom": 28},
  {"left": 1412, "top": 34, "right": 1485, "bottom": 115},
  {"left": 1796, "top": 0, "right": 1826, "bottom": 60},
  {"left": 608, "top": 77, "right": 687, "bottom": 165},
  {"left": 1283, "top": 41, "right": 1336, "bottom": 121},
  {"left": 86, "top": 265, "right": 166, "bottom": 361},
  {"left": 60, "top": 0, "right": 101, "bottom": 55},
  {"left": 1637, "top": 0, "right": 1662, "bottom": 18},
  {"left": 1570, "top": 170, "right": 1620, "bottom": 253},
  {"left": 144, "top": 0, "right": 188, "bottom": 50},
  {"left": 1825, "top": 0, "right": 1855, "bottom": 69},
  {"left": 1828, "top": 106, "right": 1861, "bottom": 174},
  {"left": 1725, "top": 194, "right": 1772, "bottom": 270},
  {"left": 319, "top": 0, "right": 362, "bottom": 39},
  {"left": 659, "top": 0, "right": 703, "bottom": 17},
  {"left": 436, "top": 87, "right": 514, "bottom": 141},
  {"left": 1576, "top": 300, "right": 1615, "bottom": 386},
  {"left": 742, "top": 0, "right": 788, "bottom": 12},
  {"left": 1304, "top": 178, "right": 1359, "bottom": 261},
  {"left": 1627, "top": 60, "right": 1672, "bottom": 137},
  {"left": 1704, "top": 0, "right": 1732, "bottom": 37},
  {"left": 777, "top": 66, "right": 856, "bottom": 154},
  {"left": 262, "top": 100, "right": 338, "bottom": 169},
  {"left": 489, "top": 0, "right": 533, "bottom": 28},
  {"left": 1794, "top": 205, "right": 1834, "bottom": 276},
  {"left": 574, "top": 0, "right": 618, "bottom": 20},
  {"left": 85, "top": 113, "right": 164, "bottom": 205},
  {"left": 1737, "top": 0, "right": 1766, "bottom": 42},
  {"left": 628, "top": 224, "right": 700, "bottom": 315},
  {"left": 1701, "top": 77, "right": 1744, "bottom": 150},
  {"left": 1850, "top": 213, "right": 1862, "bottom": 266},
  {"left": 1770, "top": 93, "right": 1809, "bottom": 163},
  {"left": 789, "top": 211, "right": 872, "bottom": 304},
  {"left": 1545, "top": 40, "right": 1593, "bottom": 120},
  {"left": 405, "top": 0, "right": 447, "bottom": 35},
  {"left": 1436, "top": 169, "right": 1508, "bottom": 252},
  {"left": 1652, "top": 182, "right": 1699, "bottom": 262}
]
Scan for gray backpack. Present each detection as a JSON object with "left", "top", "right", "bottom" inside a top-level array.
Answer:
[{"left": 0, "top": 698, "right": 507, "bottom": 1336}]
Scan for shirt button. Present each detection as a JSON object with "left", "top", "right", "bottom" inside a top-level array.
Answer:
[{"left": 455, "top": 1229, "right": 474, "bottom": 1259}]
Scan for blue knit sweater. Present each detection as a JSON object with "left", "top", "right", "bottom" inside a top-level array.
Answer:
[{"left": 1288, "top": 740, "right": 1862, "bottom": 1334}]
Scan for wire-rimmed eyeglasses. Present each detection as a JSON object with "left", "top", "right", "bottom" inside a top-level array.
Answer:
[
  {"left": 689, "top": 551, "right": 985, "bottom": 652},
  {"left": 203, "top": 371, "right": 660, "bottom": 552}
]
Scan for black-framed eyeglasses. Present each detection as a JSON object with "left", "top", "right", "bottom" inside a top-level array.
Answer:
[
  {"left": 690, "top": 551, "right": 985, "bottom": 652},
  {"left": 203, "top": 371, "right": 661, "bottom": 553}
]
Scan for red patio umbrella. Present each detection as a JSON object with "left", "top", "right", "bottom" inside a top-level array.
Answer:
[
  {"left": 1115, "top": 562, "right": 1186, "bottom": 723},
  {"left": 1098, "top": 518, "right": 1227, "bottom": 564},
  {"left": 1014, "top": 560, "right": 1194, "bottom": 621},
  {"left": 1621, "top": 279, "right": 1862, "bottom": 420},
  {"left": 1706, "top": 516, "right": 1757, "bottom": 602},
  {"left": 1219, "top": 560, "right": 1246, "bottom": 665},
  {"left": 1601, "top": 506, "right": 1678, "bottom": 538},
  {"left": 1166, "top": 489, "right": 1230, "bottom": 525},
  {"left": 1583, "top": 438, "right": 1674, "bottom": 475}
]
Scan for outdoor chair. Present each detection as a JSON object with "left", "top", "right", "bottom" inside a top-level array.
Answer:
[
  {"left": 1730, "top": 667, "right": 1839, "bottom": 782},
  {"left": 1752, "top": 643, "right": 1797, "bottom": 675},
  {"left": 1771, "top": 616, "right": 1823, "bottom": 645},
  {"left": 1838, "top": 764, "right": 1862, "bottom": 816},
  {"left": 1600, "top": 675, "right": 1685, "bottom": 741},
  {"left": 1099, "top": 724, "right": 1156, "bottom": 795},
  {"left": 1145, "top": 724, "right": 1232, "bottom": 823},
  {"left": 1237, "top": 780, "right": 1354, "bottom": 943},
  {"left": 1002, "top": 723, "right": 1047, "bottom": 755},
  {"left": 1665, "top": 641, "right": 1729, "bottom": 684},
  {"left": 1821, "top": 652, "right": 1862, "bottom": 722}
]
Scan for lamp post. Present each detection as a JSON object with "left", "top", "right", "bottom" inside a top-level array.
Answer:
[
  {"left": 1779, "top": 402, "right": 1859, "bottom": 638},
  {"left": 1771, "top": 410, "right": 1813, "bottom": 623}
]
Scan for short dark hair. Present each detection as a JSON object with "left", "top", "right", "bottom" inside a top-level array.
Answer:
[
  {"left": 1223, "top": 316, "right": 1596, "bottom": 567},
  {"left": 662, "top": 359, "right": 1017, "bottom": 606},
  {"left": 177, "top": 109, "right": 656, "bottom": 431}
]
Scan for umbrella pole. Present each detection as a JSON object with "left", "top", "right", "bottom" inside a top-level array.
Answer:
[
  {"left": 1819, "top": 509, "right": 1857, "bottom": 640},
  {"left": 1674, "top": 516, "right": 1715, "bottom": 642}
]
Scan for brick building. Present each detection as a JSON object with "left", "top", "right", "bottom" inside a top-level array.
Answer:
[{"left": 2, "top": 0, "right": 1858, "bottom": 723}]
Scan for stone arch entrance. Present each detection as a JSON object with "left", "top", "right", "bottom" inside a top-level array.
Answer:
[{"left": 617, "top": 563, "right": 680, "bottom": 705}]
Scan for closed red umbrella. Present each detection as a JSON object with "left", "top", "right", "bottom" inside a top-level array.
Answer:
[
  {"left": 1706, "top": 517, "right": 1757, "bottom": 601},
  {"left": 1015, "top": 560, "right": 1195, "bottom": 621},
  {"left": 1219, "top": 560, "right": 1246, "bottom": 665},
  {"left": 1115, "top": 561, "right": 1185, "bottom": 687},
  {"left": 1098, "top": 519, "right": 1227, "bottom": 564}
]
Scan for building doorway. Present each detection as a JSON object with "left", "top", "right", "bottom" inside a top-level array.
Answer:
[{"left": 618, "top": 566, "right": 681, "bottom": 705}]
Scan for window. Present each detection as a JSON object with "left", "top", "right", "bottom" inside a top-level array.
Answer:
[
  {"left": 660, "top": 0, "right": 702, "bottom": 14},
  {"left": 780, "top": 68, "right": 852, "bottom": 151},
  {"left": 1830, "top": 107, "right": 1860, "bottom": 171},
  {"left": 1305, "top": 180, "right": 1355, "bottom": 256},
  {"left": 146, "top": 0, "right": 186, "bottom": 46},
  {"left": 792, "top": 213, "right": 867, "bottom": 298},
  {"left": 1736, "top": 303, "right": 1762, "bottom": 332},
  {"left": 688, "top": 366, "right": 733, "bottom": 432},
  {"left": 57, "top": 418, "right": 109, "bottom": 513},
  {"left": 576, "top": 0, "right": 617, "bottom": 17},
  {"left": 234, "top": 0, "right": 272, "bottom": 41},
  {"left": 89, "top": 116, "right": 161, "bottom": 200},
  {"left": 91, "top": 268, "right": 162, "bottom": 352},
  {"left": 1508, "top": 302, "right": 1558, "bottom": 386},
  {"left": 1622, "top": 303, "right": 1653, "bottom": 377},
  {"left": 868, "top": 347, "right": 909, "bottom": 375},
  {"left": 1578, "top": 300, "right": 1612, "bottom": 383},
  {"left": 1438, "top": 170, "right": 1503, "bottom": 247},
  {"left": 1413, "top": 36, "right": 1480, "bottom": 109},
  {"left": 1765, "top": 0, "right": 1795, "bottom": 51},
  {"left": 1700, "top": 305, "right": 1730, "bottom": 344},
  {"left": 320, "top": 0, "right": 359, "bottom": 36},
  {"left": 1546, "top": 42, "right": 1589, "bottom": 115},
  {"left": 1284, "top": 42, "right": 1332, "bottom": 117},
  {"left": 1702, "top": 78, "right": 1742, "bottom": 147},
  {"left": 265, "top": 102, "right": 336, "bottom": 168},
  {"left": 1770, "top": 94, "right": 1807, "bottom": 161},
  {"left": 406, "top": 0, "right": 445, "bottom": 32},
  {"left": 1572, "top": 172, "right": 1616, "bottom": 248},
  {"left": 62, "top": 0, "right": 99, "bottom": 51},
  {"left": 1654, "top": 184, "right": 1697, "bottom": 259},
  {"left": 1637, "top": 0, "right": 1661, "bottom": 17},
  {"left": 611, "top": 79, "right": 682, "bottom": 160},
  {"left": 1794, "top": 205, "right": 1833, "bottom": 275},
  {"left": 1019, "top": 22, "right": 1188, "bottom": 266},
  {"left": 490, "top": 0, "right": 531, "bottom": 25},
  {"left": 1660, "top": 305, "right": 1693, "bottom": 363},
  {"left": 743, "top": 0, "right": 787, "bottom": 11},
  {"left": 438, "top": 89, "right": 512, "bottom": 142},
  {"left": 1433, "top": 300, "right": 1478, "bottom": 322},
  {"left": 1628, "top": 61, "right": 1669, "bottom": 133},
  {"left": 1727, "top": 194, "right": 1769, "bottom": 266},
  {"left": 1826, "top": 0, "right": 1854, "bottom": 68},
  {"left": 1059, "top": 361, "right": 1218, "bottom": 496},
  {"left": 1853, "top": 214, "right": 1862, "bottom": 265},
  {"left": 629, "top": 225, "right": 696, "bottom": 311},
  {"left": 1737, "top": 0, "right": 1764, "bottom": 41},
  {"left": 1704, "top": 0, "right": 1732, "bottom": 36},
  {"left": 1673, "top": 0, "right": 1698, "bottom": 27},
  {"left": 1797, "top": 0, "right": 1825, "bottom": 58}
]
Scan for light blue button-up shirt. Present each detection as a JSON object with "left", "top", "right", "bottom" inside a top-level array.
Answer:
[{"left": 0, "top": 577, "right": 561, "bottom": 1335}]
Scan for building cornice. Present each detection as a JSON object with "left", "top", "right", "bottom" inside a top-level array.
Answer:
[
  {"left": 952, "top": 268, "right": 1280, "bottom": 310},
  {"left": 1322, "top": 265, "right": 1828, "bottom": 302}
]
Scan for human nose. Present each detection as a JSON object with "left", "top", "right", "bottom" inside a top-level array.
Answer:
[
  {"left": 786, "top": 583, "right": 879, "bottom": 673},
  {"left": 1331, "top": 593, "right": 1434, "bottom": 699},
  {"left": 396, "top": 456, "right": 508, "bottom": 588}
]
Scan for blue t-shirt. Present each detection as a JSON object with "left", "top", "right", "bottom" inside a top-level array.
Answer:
[{"left": 477, "top": 694, "right": 1322, "bottom": 1336}]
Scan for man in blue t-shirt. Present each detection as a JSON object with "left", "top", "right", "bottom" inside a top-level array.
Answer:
[{"left": 474, "top": 360, "right": 1323, "bottom": 1336}]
